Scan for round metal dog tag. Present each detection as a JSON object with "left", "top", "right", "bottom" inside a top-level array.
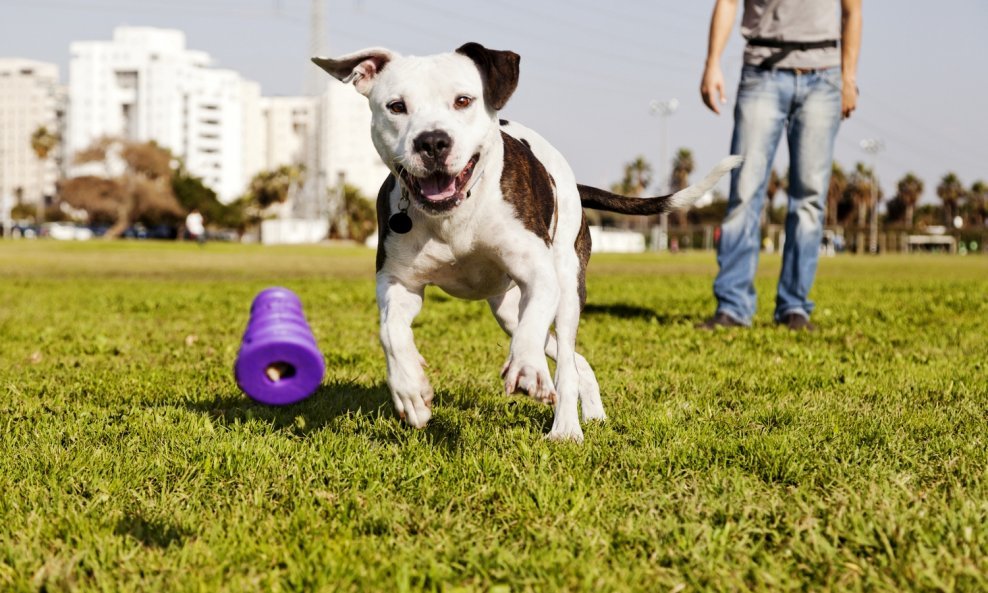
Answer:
[{"left": 388, "top": 212, "right": 413, "bottom": 234}]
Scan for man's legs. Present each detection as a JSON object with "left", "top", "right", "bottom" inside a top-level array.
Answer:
[
  {"left": 712, "top": 66, "right": 790, "bottom": 325},
  {"left": 775, "top": 68, "right": 843, "bottom": 323}
]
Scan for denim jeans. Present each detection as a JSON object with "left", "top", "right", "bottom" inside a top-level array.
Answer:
[{"left": 714, "top": 65, "right": 843, "bottom": 325}]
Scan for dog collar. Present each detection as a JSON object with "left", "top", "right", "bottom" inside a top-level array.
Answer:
[{"left": 389, "top": 188, "right": 413, "bottom": 234}]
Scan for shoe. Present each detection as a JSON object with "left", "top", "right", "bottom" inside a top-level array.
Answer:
[
  {"left": 779, "top": 312, "right": 816, "bottom": 332},
  {"left": 696, "top": 312, "right": 746, "bottom": 330}
]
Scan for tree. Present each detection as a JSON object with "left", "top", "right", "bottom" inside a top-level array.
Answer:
[
  {"left": 604, "top": 156, "right": 653, "bottom": 228},
  {"left": 827, "top": 162, "right": 850, "bottom": 226},
  {"left": 57, "top": 176, "right": 125, "bottom": 224},
  {"left": 669, "top": 148, "right": 694, "bottom": 227},
  {"left": 894, "top": 172, "right": 924, "bottom": 228},
  {"left": 967, "top": 180, "right": 987, "bottom": 229},
  {"left": 936, "top": 172, "right": 965, "bottom": 227},
  {"left": 245, "top": 165, "right": 305, "bottom": 209},
  {"left": 30, "top": 125, "right": 59, "bottom": 223},
  {"left": 61, "top": 138, "right": 184, "bottom": 238},
  {"left": 330, "top": 184, "right": 376, "bottom": 243},
  {"left": 610, "top": 156, "right": 652, "bottom": 197},
  {"left": 172, "top": 165, "right": 244, "bottom": 231},
  {"left": 846, "top": 162, "right": 875, "bottom": 229}
]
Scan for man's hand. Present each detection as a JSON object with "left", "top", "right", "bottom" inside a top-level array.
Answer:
[
  {"left": 842, "top": 76, "right": 857, "bottom": 119},
  {"left": 701, "top": 62, "right": 728, "bottom": 114}
]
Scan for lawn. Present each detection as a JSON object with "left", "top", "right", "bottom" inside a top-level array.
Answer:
[{"left": 1, "top": 241, "right": 986, "bottom": 592}]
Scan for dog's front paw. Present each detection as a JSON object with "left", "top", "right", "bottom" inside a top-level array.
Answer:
[
  {"left": 390, "top": 378, "right": 434, "bottom": 429},
  {"left": 501, "top": 357, "right": 556, "bottom": 404}
]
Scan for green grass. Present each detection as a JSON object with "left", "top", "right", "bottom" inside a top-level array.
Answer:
[{"left": 1, "top": 241, "right": 986, "bottom": 592}]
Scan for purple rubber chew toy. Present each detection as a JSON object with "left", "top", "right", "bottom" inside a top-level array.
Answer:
[{"left": 234, "top": 287, "right": 325, "bottom": 405}]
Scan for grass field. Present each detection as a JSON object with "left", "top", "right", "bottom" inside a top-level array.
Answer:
[{"left": 1, "top": 241, "right": 986, "bottom": 592}]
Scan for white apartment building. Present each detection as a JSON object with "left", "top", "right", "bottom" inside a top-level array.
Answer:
[
  {"left": 64, "top": 26, "right": 389, "bottom": 219},
  {"left": 258, "top": 96, "right": 314, "bottom": 170},
  {"left": 68, "top": 27, "right": 263, "bottom": 203},
  {"left": 258, "top": 89, "right": 388, "bottom": 201},
  {"left": 320, "top": 81, "right": 389, "bottom": 199},
  {"left": 0, "top": 58, "right": 63, "bottom": 216}
]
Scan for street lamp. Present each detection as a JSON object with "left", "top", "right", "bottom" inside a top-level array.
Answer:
[
  {"left": 649, "top": 98, "right": 679, "bottom": 193},
  {"left": 860, "top": 138, "right": 885, "bottom": 254},
  {"left": 649, "top": 98, "right": 678, "bottom": 250}
]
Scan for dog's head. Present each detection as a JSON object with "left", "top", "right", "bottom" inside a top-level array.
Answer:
[{"left": 313, "top": 43, "right": 519, "bottom": 214}]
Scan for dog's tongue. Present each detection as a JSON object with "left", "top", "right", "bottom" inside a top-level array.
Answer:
[{"left": 418, "top": 173, "right": 458, "bottom": 201}]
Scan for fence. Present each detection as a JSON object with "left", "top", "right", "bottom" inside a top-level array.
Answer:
[{"left": 649, "top": 224, "right": 988, "bottom": 255}]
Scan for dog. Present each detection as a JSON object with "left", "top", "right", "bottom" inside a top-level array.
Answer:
[{"left": 313, "top": 43, "right": 741, "bottom": 442}]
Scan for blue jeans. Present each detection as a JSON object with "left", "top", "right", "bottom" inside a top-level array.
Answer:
[{"left": 714, "top": 65, "right": 843, "bottom": 325}]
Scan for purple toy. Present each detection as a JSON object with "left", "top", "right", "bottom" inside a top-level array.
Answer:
[{"left": 234, "top": 287, "right": 325, "bottom": 405}]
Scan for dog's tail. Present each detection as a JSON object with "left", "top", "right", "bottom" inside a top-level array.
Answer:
[{"left": 578, "top": 155, "right": 743, "bottom": 215}]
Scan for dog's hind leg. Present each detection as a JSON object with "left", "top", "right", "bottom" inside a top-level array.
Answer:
[
  {"left": 488, "top": 287, "right": 605, "bottom": 424},
  {"left": 544, "top": 246, "right": 586, "bottom": 442}
]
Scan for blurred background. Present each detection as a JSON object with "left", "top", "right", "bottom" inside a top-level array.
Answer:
[{"left": 1, "top": 0, "right": 985, "bottom": 253}]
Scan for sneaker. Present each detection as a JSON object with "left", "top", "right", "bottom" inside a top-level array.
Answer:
[
  {"left": 779, "top": 312, "right": 816, "bottom": 332},
  {"left": 696, "top": 312, "right": 746, "bottom": 330}
]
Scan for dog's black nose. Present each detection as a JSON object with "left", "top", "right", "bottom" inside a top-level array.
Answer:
[{"left": 413, "top": 130, "right": 453, "bottom": 163}]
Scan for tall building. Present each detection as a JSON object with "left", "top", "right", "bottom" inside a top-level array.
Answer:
[
  {"left": 68, "top": 27, "right": 263, "bottom": 203},
  {"left": 0, "top": 58, "right": 64, "bottom": 215},
  {"left": 258, "top": 96, "right": 314, "bottom": 171},
  {"left": 256, "top": 90, "right": 388, "bottom": 202},
  {"left": 320, "top": 81, "right": 389, "bottom": 200}
]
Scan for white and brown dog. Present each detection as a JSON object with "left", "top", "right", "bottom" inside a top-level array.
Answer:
[{"left": 313, "top": 43, "right": 740, "bottom": 442}]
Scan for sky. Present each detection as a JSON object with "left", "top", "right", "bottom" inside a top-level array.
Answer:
[{"left": 2, "top": 0, "right": 986, "bottom": 206}]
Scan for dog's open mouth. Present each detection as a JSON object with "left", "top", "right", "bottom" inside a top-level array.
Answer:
[{"left": 400, "top": 154, "right": 479, "bottom": 212}]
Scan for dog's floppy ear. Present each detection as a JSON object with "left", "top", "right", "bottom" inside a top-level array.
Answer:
[
  {"left": 455, "top": 42, "right": 520, "bottom": 111},
  {"left": 311, "top": 48, "right": 395, "bottom": 96}
]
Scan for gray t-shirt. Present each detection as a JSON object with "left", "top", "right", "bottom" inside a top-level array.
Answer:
[{"left": 741, "top": 0, "right": 841, "bottom": 69}]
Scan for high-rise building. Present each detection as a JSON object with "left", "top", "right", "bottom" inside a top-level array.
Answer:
[
  {"left": 68, "top": 27, "right": 263, "bottom": 203},
  {"left": 257, "top": 89, "right": 388, "bottom": 202},
  {"left": 0, "top": 58, "right": 64, "bottom": 216},
  {"left": 258, "top": 96, "right": 315, "bottom": 171},
  {"left": 320, "top": 81, "right": 389, "bottom": 200}
]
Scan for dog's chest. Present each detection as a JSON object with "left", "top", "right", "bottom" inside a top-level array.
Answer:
[{"left": 398, "top": 236, "right": 513, "bottom": 300}]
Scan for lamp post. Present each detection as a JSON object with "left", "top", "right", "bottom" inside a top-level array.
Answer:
[
  {"left": 860, "top": 138, "right": 884, "bottom": 254},
  {"left": 649, "top": 98, "right": 678, "bottom": 250}
]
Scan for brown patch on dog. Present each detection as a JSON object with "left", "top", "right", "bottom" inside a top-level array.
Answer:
[
  {"left": 456, "top": 43, "right": 520, "bottom": 111},
  {"left": 500, "top": 132, "right": 555, "bottom": 246},
  {"left": 375, "top": 174, "right": 397, "bottom": 272}
]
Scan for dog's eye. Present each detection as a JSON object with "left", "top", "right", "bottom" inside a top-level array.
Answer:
[
  {"left": 387, "top": 100, "right": 407, "bottom": 115},
  {"left": 454, "top": 96, "right": 473, "bottom": 110}
]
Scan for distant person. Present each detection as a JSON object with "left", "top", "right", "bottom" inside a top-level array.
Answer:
[
  {"left": 185, "top": 208, "right": 205, "bottom": 245},
  {"left": 697, "top": 0, "right": 861, "bottom": 331}
]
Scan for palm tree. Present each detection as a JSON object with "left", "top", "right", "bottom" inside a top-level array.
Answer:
[
  {"left": 936, "top": 172, "right": 965, "bottom": 227},
  {"left": 608, "top": 156, "right": 653, "bottom": 230},
  {"left": 968, "top": 180, "right": 987, "bottom": 229},
  {"left": 30, "top": 125, "right": 59, "bottom": 223},
  {"left": 826, "top": 162, "right": 847, "bottom": 227},
  {"left": 246, "top": 165, "right": 305, "bottom": 210},
  {"left": 611, "top": 156, "right": 653, "bottom": 197},
  {"left": 669, "top": 148, "right": 694, "bottom": 226},
  {"left": 846, "top": 162, "right": 874, "bottom": 229},
  {"left": 895, "top": 173, "right": 924, "bottom": 229}
]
